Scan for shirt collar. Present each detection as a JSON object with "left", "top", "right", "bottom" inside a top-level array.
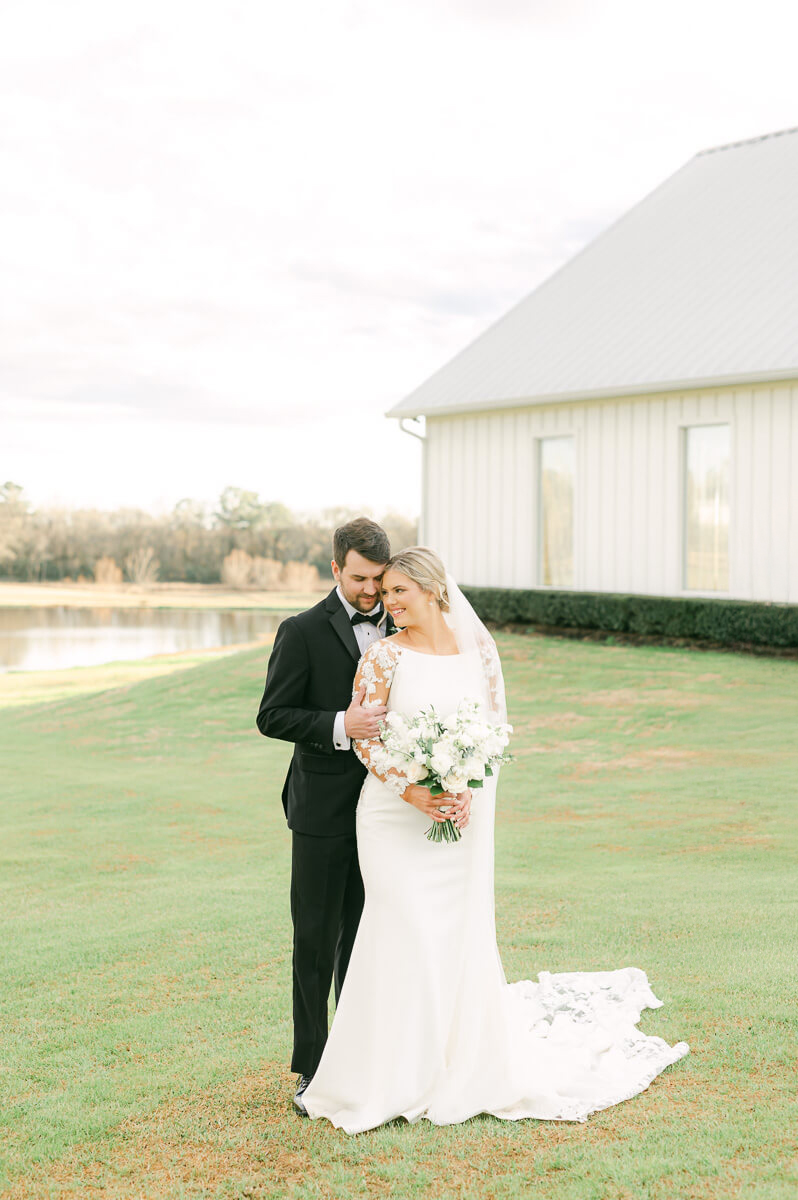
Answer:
[{"left": 336, "top": 585, "right": 384, "bottom": 623}]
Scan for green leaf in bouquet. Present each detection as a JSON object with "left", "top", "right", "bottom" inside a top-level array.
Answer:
[{"left": 467, "top": 778, "right": 484, "bottom": 789}]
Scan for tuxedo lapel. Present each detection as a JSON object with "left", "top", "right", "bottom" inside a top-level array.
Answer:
[{"left": 325, "top": 588, "right": 361, "bottom": 663}]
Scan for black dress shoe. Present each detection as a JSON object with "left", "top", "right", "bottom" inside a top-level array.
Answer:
[{"left": 293, "top": 1073, "right": 313, "bottom": 1115}]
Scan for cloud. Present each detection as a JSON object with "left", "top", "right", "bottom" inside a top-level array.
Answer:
[
  {"left": 2, "top": 0, "right": 798, "bottom": 515},
  {"left": 429, "top": 0, "right": 597, "bottom": 26}
]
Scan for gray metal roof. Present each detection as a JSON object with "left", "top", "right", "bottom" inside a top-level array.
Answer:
[{"left": 389, "top": 126, "right": 798, "bottom": 418}]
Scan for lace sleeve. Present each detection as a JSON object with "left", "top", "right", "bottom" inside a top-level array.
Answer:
[
  {"left": 351, "top": 639, "right": 408, "bottom": 798},
  {"left": 477, "top": 624, "right": 507, "bottom": 723}
]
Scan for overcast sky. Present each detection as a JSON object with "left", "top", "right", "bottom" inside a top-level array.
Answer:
[{"left": 2, "top": 0, "right": 797, "bottom": 518}]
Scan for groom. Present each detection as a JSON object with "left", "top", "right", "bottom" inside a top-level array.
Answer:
[{"left": 255, "top": 517, "right": 394, "bottom": 1113}]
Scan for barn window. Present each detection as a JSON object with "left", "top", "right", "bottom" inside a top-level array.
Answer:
[
  {"left": 539, "top": 436, "right": 575, "bottom": 587},
  {"left": 683, "top": 423, "right": 730, "bottom": 591}
]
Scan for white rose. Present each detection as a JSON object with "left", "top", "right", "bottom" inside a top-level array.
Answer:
[
  {"left": 404, "top": 760, "right": 428, "bottom": 783},
  {"left": 430, "top": 751, "right": 455, "bottom": 777},
  {"left": 484, "top": 730, "right": 508, "bottom": 757},
  {"left": 462, "top": 756, "right": 485, "bottom": 780},
  {"left": 442, "top": 769, "right": 469, "bottom": 793}
]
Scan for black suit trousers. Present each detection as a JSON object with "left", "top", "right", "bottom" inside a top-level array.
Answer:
[{"left": 290, "top": 828, "right": 365, "bottom": 1077}]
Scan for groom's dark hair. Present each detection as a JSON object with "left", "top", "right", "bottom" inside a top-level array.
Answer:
[{"left": 333, "top": 518, "right": 391, "bottom": 569}]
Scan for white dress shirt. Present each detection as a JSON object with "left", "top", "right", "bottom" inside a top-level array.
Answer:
[{"left": 333, "top": 585, "right": 390, "bottom": 751}]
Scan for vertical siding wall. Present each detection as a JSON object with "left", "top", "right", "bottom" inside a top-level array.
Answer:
[{"left": 422, "top": 381, "right": 798, "bottom": 602}]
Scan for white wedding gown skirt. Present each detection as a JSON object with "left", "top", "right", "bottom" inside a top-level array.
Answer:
[{"left": 302, "top": 648, "right": 689, "bottom": 1134}]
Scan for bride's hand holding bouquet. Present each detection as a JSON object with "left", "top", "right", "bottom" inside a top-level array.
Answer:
[
  {"left": 373, "top": 698, "right": 513, "bottom": 843},
  {"left": 402, "top": 782, "right": 473, "bottom": 831}
]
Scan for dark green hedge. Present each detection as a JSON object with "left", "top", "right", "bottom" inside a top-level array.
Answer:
[{"left": 461, "top": 586, "right": 798, "bottom": 649}]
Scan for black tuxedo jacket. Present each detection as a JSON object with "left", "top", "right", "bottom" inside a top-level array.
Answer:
[{"left": 256, "top": 588, "right": 392, "bottom": 837}]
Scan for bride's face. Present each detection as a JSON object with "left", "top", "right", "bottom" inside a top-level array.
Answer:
[{"left": 382, "top": 569, "right": 432, "bottom": 628}]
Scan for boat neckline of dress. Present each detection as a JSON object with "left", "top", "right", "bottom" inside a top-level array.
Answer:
[{"left": 390, "top": 642, "right": 473, "bottom": 658}]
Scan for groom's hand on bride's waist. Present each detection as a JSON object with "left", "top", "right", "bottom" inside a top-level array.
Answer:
[{"left": 344, "top": 686, "right": 387, "bottom": 740}]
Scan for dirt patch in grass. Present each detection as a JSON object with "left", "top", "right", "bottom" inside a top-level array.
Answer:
[
  {"left": 567, "top": 747, "right": 704, "bottom": 777},
  {"left": 634, "top": 817, "right": 687, "bottom": 828},
  {"left": 3, "top": 1069, "right": 292, "bottom": 1200},
  {"left": 516, "top": 806, "right": 617, "bottom": 824},
  {"left": 95, "top": 853, "right": 156, "bottom": 873},
  {"left": 4, "top": 1065, "right": 702, "bottom": 1200},
  {"left": 535, "top": 712, "right": 590, "bottom": 728},
  {"left": 512, "top": 712, "right": 590, "bottom": 732},
  {"left": 4, "top": 1060, "right": 715, "bottom": 1200},
  {"left": 3, "top": 1041, "right": 785, "bottom": 1200},
  {"left": 672, "top": 834, "right": 775, "bottom": 855},
  {"left": 549, "top": 740, "right": 602, "bottom": 756},
  {"left": 513, "top": 739, "right": 601, "bottom": 759},
  {"left": 575, "top": 688, "right": 704, "bottom": 710},
  {"left": 661, "top": 816, "right": 775, "bottom": 855}
]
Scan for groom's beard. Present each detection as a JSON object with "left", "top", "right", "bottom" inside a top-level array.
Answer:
[
  {"left": 340, "top": 584, "right": 383, "bottom": 613},
  {"left": 354, "top": 595, "right": 381, "bottom": 612}
]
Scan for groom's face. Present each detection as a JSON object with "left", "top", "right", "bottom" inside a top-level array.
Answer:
[{"left": 332, "top": 549, "right": 388, "bottom": 612}]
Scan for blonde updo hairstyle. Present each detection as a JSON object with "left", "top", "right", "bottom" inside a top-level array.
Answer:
[{"left": 384, "top": 546, "right": 450, "bottom": 613}]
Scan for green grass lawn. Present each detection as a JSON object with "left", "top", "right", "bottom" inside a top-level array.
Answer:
[{"left": 1, "top": 632, "right": 796, "bottom": 1199}]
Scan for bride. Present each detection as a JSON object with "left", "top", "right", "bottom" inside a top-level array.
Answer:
[{"left": 301, "top": 547, "right": 689, "bottom": 1133}]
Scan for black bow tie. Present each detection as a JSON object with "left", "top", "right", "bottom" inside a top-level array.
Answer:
[{"left": 351, "top": 607, "right": 384, "bottom": 627}]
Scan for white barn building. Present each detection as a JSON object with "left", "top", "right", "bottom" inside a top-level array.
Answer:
[{"left": 389, "top": 127, "right": 798, "bottom": 604}]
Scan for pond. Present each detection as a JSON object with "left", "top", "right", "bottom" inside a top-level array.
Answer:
[{"left": 0, "top": 607, "right": 290, "bottom": 673}]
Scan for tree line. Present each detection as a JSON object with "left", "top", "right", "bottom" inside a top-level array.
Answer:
[{"left": 0, "top": 483, "right": 417, "bottom": 588}]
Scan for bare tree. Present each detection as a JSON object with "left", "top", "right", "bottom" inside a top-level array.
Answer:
[
  {"left": 0, "top": 483, "right": 418, "bottom": 584},
  {"left": 280, "top": 561, "right": 320, "bottom": 591},
  {"left": 124, "top": 546, "right": 160, "bottom": 584},
  {"left": 250, "top": 556, "right": 283, "bottom": 589},
  {"left": 0, "top": 482, "right": 28, "bottom": 565},
  {"left": 221, "top": 548, "right": 253, "bottom": 588},
  {"left": 94, "top": 556, "right": 123, "bottom": 585}
]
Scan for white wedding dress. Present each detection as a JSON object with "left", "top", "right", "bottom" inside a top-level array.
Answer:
[{"left": 302, "top": 638, "right": 689, "bottom": 1134}]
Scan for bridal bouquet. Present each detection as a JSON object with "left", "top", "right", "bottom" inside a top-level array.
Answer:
[{"left": 372, "top": 698, "right": 513, "bottom": 843}]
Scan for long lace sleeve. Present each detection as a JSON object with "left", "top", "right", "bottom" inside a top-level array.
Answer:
[
  {"left": 477, "top": 624, "right": 508, "bottom": 724},
  {"left": 351, "top": 639, "right": 409, "bottom": 798}
]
